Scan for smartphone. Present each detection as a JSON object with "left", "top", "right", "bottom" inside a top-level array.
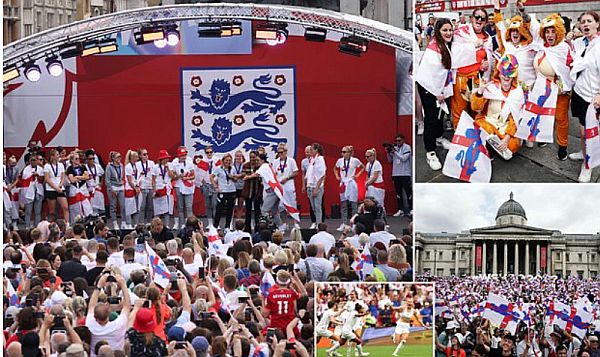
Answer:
[
  {"left": 335, "top": 241, "right": 345, "bottom": 248},
  {"left": 53, "top": 315, "right": 65, "bottom": 326},
  {"left": 286, "top": 342, "right": 296, "bottom": 350},
  {"left": 238, "top": 296, "right": 249, "bottom": 304},
  {"left": 21, "top": 263, "right": 26, "bottom": 271},
  {"left": 107, "top": 296, "right": 122, "bottom": 304},
  {"left": 287, "top": 264, "right": 295, "bottom": 272},
  {"left": 37, "top": 267, "right": 48, "bottom": 275},
  {"left": 245, "top": 308, "right": 252, "bottom": 321},
  {"left": 266, "top": 328, "right": 276, "bottom": 343},
  {"left": 249, "top": 287, "right": 259, "bottom": 298},
  {"left": 201, "top": 312, "right": 214, "bottom": 319},
  {"left": 175, "top": 341, "right": 187, "bottom": 350},
  {"left": 390, "top": 239, "right": 400, "bottom": 246},
  {"left": 143, "top": 300, "right": 151, "bottom": 308},
  {"left": 106, "top": 275, "right": 116, "bottom": 283},
  {"left": 33, "top": 311, "right": 44, "bottom": 319},
  {"left": 198, "top": 267, "right": 205, "bottom": 279}
]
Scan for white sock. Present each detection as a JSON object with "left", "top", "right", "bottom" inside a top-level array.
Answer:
[
  {"left": 393, "top": 341, "right": 405, "bottom": 355},
  {"left": 327, "top": 341, "right": 340, "bottom": 352}
]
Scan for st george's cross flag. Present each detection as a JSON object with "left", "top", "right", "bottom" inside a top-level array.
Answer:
[
  {"left": 443, "top": 112, "right": 492, "bottom": 183},
  {"left": 483, "top": 293, "right": 523, "bottom": 335},
  {"left": 6, "top": 278, "right": 20, "bottom": 306},
  {"left": 584, "top": 104, "right": 600, "bottom": 169},
  {"left": 256, "top": 163, "right": 300, "bottom": 222},
  {"left": 146, "top": 243, "right": 172, "bottom": 289},
  {"left": 207, "top": 225, "right": 229, "bottom": 256},
  {"left": 351, "top": 245, "right": 374, "bottom": 280},
  {"left": 546, "top": 300, "right": 593, "bottom": 339},
  {"left": 515, "top": 75, "right": 558, "bottom": 143},
  {"left": 260, "top": 270, "right": 276, "bottom": 298}
]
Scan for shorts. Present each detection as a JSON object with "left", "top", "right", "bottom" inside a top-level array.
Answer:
[
  {"left": 341, "top": 330, "right": 357, "bottom": 340},
  {"left": 45, "top": 190, "right": 66, "bottom": 199},
  {"left": 571, "top": 90, "right": 591, "bottom": 126},
  {"left": 395, "top": 322, "right": 410, "bottom": 335},
  {"left": 316, "top": 328, "right": 334, "bottom": 338}
]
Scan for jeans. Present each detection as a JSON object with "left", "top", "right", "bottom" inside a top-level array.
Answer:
[
  {"left": 25, "top": 196, "right": 43, "bottom": 228},
  {"left": 418, "top": 83, "right": 446, "bottom": 152},
  {"left": 307, "top": 187, "right": 324, "bottom": 224},
  {"left": 261, "top": 191, "right": 282, "bottom": 226},
  {"left": 201, "top": 184, "right": 218, "bottom": 221},
  {"left": 340, "top": 200, "right": 358, "bottom": 225},
  {"left": 108, "top": 190, "right": 129, "bottom": 225},
  {"left": 214, "top": 192, "right": 236, "bottom": 229},
  {"left": 138, "top": 188, "right": 154, "bottom": 224},
  {"left": 393, "top": 176, "right": 412, "bottom": 214},
  {"left": 176, "top": 188, "right": 193, "bottom": 226}
]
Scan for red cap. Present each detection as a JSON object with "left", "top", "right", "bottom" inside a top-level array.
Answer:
[
  {"left": 157, "top": 149, "right": 171, "bottom": 161},
  {"left": 176, "top": 147, "right": 188, "bottom": 157},
  {"left": 133, "top": 308, "right": 156, "bottom": 333}
]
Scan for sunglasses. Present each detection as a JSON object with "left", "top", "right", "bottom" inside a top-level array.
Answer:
[
  {"left": 87, "top": 157, "right": 95, "bottom": 160},
  {"left": 277, "top": 151, "right": 284, "bottom": 154},
  {"left": 342, "top": 151, "right": 349, "bottom": 153},
  {"left": 473, "top": 15, "right": 486, "bottom": 21},
  {"left": 141, "top": 153, "right": 148, "bottom": 156},
  {"left": 365, "top": 155, "right": 372, "bottom": 158},
  {"left": 206, "top": 151, "right": 213, "bottom": 154}
]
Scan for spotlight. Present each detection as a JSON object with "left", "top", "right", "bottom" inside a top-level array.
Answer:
[
  {"left": 59, "top": 42, "right": 84, "bottom": 59},
  {"left": 154, "top": 38, "right": 167, "bottom": 48},
  {"left": 45, "top": 56, "right": 63, "bottom": 76},
  {"left": 98, "top": 39, "right": 118, "bottom": 53},
  {"left": 255, "top": 23, "right": 279, "bottom": 40},
  {"left": 82, "top": 41, "right": 101, "bottom": 57},
  {"left": 23, "top": 62, "right": 42, "bottom": 82},
  {"left": 339, "top": 35, "right": 368, "bottom": 56},
  {"left": 228, "top": 21, "right": 242, "bottom": 36},
  {"left": 135, "top": 26, "right": 165, "bottom": 45},
  {"left": 304, "top": 27, "right": 327, "bottom": 42},
  {"left": 166, "top": 29, "right": 180, "bottom": 46},
  {"left": 3, "top": 66, "right": 20, "bottom": 83},
  {"left": 197, "top": 21, "right": 242, "bottom": 38}
]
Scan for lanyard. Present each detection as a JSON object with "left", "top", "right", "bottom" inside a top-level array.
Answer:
[
  {"left": 88, "top": 165, "right": 97, "bottom": 180},
  {"left": 343, "top": 158, "right": 351, "bottom": 177},
  {"left": 367, "top": 162, "right": 374, "bottom": 178},
  {"left": 7, "top": 167, "right": 14, "bottom": 183},
  {"left": 113, "top": 164, "right": 121, "bottom": 180},
  {"left": 208, "top": 160, "right": 213, "bottom": 174},
  {"left": 51, "top": 163, "right": 59, "bottom": 178},
  {"left": 132, "top": 163, "right": 138, "bottom": 179},
  {"left": 141, "top": 161, "right": 148, "bottom": 177},
  {"left": 279, "top": 158, "right": 287, "bottom": 173},
  {"left": 159, "top": 164, "right": 166, "bottom": 181},
  {"left": 234, "top": 163, "right": 242, "bottom": 175},
  {"left": 225, "top": 167, "right": 231, "bottom": 183}
]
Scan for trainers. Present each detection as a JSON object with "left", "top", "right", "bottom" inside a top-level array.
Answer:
[
  {"left": 409, "top": 210, "right": 413, "bottom": 216},
  {"left": 578, "top": 164, "right": 592, "bottom": 183},
  {"left": 309, "top": 223, "right": 317, "bottom": 229},
  {"left": 568, "top": 150, "right": 584, "bottom": 161},
  {"left": 487, "top": 135, "right": 513, "bottom": 160},
  {"left": 121, "top": 222, "right": 128, "bottom": 230},
  {"left": 417, "top": 121, "right": 424, "bottom": 135},
  {"left": 537, "top": 142, "right": 548, "bottom": 148},
  {"left": 113, "top": 221, "right": 119, "bottom": 230},
  {"left": 393, "top": 210, "right": 404, "bottom": 217},
  {"left": 426, "top": 151, "right": 442, "bottom": 171},
  {"left": 336, "top": 223, "right": 345, "bottom": 231},
  {"left": 278, "top": 224, "right": 288, "bottom": 231},
  {"left": 558, "top": 146, "right": 568, "bottom": 161},
  {"left": 526, "top": 140, "right": 534, "bottom": 148},
  {"left": 436, "top": 137, "right": 451, "bottom": 150}
]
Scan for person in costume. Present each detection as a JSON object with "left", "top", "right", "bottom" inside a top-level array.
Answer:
[
  {"left": 416, "top": 17, "right": 455, "bottom": 171},
  {"left": 451, "top": 7, "right": 492, "bottom": 130},
  {"left": 568, "top": 11, "right": 600, "bottom": 182},
  {"left": 471, "top": 54, "right": 525, "bottom": 160},
  {"left": 532, "top": 12, "right": 574, "bottom": 160},
  {"left": 334, "top": 145, "right": 364, "bottom": 231}
]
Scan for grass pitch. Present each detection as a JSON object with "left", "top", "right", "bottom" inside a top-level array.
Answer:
[{"left": 317, "top": 343, "right": 433, "bottom": 357}]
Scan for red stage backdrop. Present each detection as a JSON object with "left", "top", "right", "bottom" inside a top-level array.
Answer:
[{"left": 6, "top": 35, "right": 408, "bottom": 216}]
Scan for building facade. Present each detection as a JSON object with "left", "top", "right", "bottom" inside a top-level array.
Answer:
[{"left": 416, "top": 193, "right": 600, "bottom": 278}]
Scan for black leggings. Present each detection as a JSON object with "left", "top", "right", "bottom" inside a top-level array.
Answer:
[
  {"left": 393, "top": 176, "right": 412, "bottom": 213},
  {"left": 244, "top": 195, "right": 262, "bottom": 233},
  {"left": 418, "top": 83, "right": 447, "bottom": 152},
  {"left": 214, "top": 192, "right": 236, "bottom": 229}
]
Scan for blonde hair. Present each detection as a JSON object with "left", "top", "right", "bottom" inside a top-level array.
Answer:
[
  {"left": 274, "top": 250, "right": 288, "bottom": 265},
  {"left": 366, "top": 148, "right": 377, "bottom": 156},
  {"left": 342, "top": 145, "right": 354, "bottom": 155},
  {"left": 289, "top": 228, "right": 303, "bottom": 242},
  {"left": 124, "top": 150, "right": 138, "bottom": 166}
]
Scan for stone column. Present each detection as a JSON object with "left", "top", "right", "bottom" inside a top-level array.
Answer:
[
  {"left": 471, "top": 243, "right": 476, "bottom": 275},
  {"left": 415, "top": 249, "right": 419, "bottom": 273},
  {"left": 536, "top": 243, "right": 541, "bottom": 274},
  {"left": 504, "top": 241, "right": 508, "bottom": 275},
  {"left": 547, "top": 246, "right": 551, "bottom": 275},
  {"left": 525, "top": 242, "right": 530, "bottom": 275},
  {"left": 455, "top": 248, "right": 460, "bottom": 276},
  {"left": 482, "top": 241, "right": 487, "bottom": 276},
  {"left": 515, "top": 243, "right": 519, "bottom": 275},
  {"left": 562, "top": 250, "right": 567, "bottom": 277},
  {"left": 493, "top": 241, "right": 498, "bottom": 275}
]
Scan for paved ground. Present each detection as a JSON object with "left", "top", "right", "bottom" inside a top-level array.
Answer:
[{"left": 415, "top": 114, "right": 600, "bottom": 183}]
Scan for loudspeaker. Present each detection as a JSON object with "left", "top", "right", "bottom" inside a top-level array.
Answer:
[{"left": 330, "top": 204, "right": 341, "bottom": 219}]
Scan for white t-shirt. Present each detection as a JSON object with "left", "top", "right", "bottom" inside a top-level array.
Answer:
[
  {"left": 306, "top": 155, "right": 326, "bottom": 188},
  {"left": 366, "top": 160, "right": 383, "bottom": 183},
  {"left": 317, "top": 309, "right": 336, "bottom": 330},
  {"left": 124, "top": 162, "right": 141, "bottom": 190},
  {"left": 118, "top": 262, "right": 146, "bottom": 281},
  {"left": 21, "top": 165, "right": 44, "bottom": 193},
  {"left": 44, "top": 162, "right": 66, "bottom": 191},
  {"left": 223, "top": 230, "right": 252, "bottom": 245},
  {"left": 301, "top": 157, "right": 310, "bottom": 177},
  {"left": 107, "top": 252, "right": 125, "bottom": 267},
  {"left": 335, "top": 157, "right": 362, "bottom": 183},
  {"left": 85, "top": 163, "right": 104, "bottom": 189},
  {"left": 171, "top": 157, "right": 195, "bottom": 194},
  {"left": 183, "top": 255, "right": 204, "bottom": 277},
  {"left": 212, "top": 166, "right": 237, "bottom": 193},
  {"left": 135, "top": 160, "right": 155, "bottom": 190},
  {"left": 85, "top": 312, "right": 128, "bottom": 356},
  {"left": 369, "top": 231, "right": 395, "bottom": 249},
  {"left": 151, "top": 164, "right": 171, "bottom": 189},
  {"left": 272, "top": 157, "right": 299, "bottom": 189},
  {"left": 308, "top": 231, "right": 336, "bottom": 254}
]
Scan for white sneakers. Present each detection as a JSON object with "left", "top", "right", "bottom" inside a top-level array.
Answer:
[
  {"left": 579, "top": 164, "right": 592, "bottom": 183},
  {"left": 416, "top": 121, "right": 424, "bottom": 135},
  {"left": 436, "top": 137, "right": 451, "bottom": 150},
  {"left": 113, "top": 221, "right": 119, "bottom": 230},
  {"left": 426, "top": 151, "right": 442, "bottom": 171},
  {"left": 336, "top": 223, "right": 345, "bottom": 232},
  {"left": 569, "top": 150, "right": 584, "bottom": 161},
  {"left": 309, "top": 223, "right": 317, "bottom": 229},
  {"left": 393, "top": 210, "right": 404, "bottom": 217},
  {"left": 487, "top": 135, "right": 513, "bottom": 161}
]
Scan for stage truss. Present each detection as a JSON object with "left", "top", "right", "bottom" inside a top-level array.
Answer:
[{"left": 2, "top": 3, "right": 412, "bottom": 68}]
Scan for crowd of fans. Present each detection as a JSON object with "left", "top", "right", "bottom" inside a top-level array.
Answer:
[
  {"left": 2, "top": 214, "right": 315, "bottom": 357},
  {"left": 423, "top": 275, "right": 600, "bottom": 357}
]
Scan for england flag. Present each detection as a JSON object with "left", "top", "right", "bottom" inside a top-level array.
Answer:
[
  {"left": 256, "top": 163, "right": 300, "bottom": 222},
  {"left": 443, "top": 112, "right": 492, "bottom": 183},
  {"left": 584, "top": 104, "right": 600, "bottom": 169},
  {"left": 351, "top": 245, "right": 374, "bottom": 280},
  {"left": 146, "top": 243, "right": 172, "bottom": 289},
  {"left": 207, "top": 225, "right": 229, "bottom": 256},
  {"left": 546, "top": 300, "right": 593, "bottom": 339},
  {"left": 515, "top": 75, "right": 558, "bottom": 143},
  {"left": 260, "top": 270, "right": 276, "bottom": 298},
  {"left": 483, "top": 293, "right": 523, "bottom": 335}
]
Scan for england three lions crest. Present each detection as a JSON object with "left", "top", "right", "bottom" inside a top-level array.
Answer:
[{"left": 181, "top": 67, "right": 296, "bottom": 159}]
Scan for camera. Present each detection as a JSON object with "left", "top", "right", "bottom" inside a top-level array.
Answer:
[
  {"left": 382, "top": 142, "right": 397, "bottom": 153},
  {"left": 33, "top": 311, "right": 44, "bottom": 319},
  {"left": 107, "top": 296, "right": 122, "bottom": 304},
  {"left": 257, "top": 215, "right": 278, "bottom": 233}
]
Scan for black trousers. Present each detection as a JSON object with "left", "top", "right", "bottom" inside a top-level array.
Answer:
[
  {"left": 214, "top": 192, "right": 236, "bottom": 229},
  {"left": 393, "top": 176, "right": 412, "bottom": 213},
  {"left": 244, "top": 195, "right": 263, "bottom": 233},
  {"left": 417, "top": 83, "right": 446, "bottom": 152}
]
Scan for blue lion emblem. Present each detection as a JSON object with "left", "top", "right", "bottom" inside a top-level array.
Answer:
[
  {"left": 191, "top": 74, "right": 286, "bottom": 115},
  {"left": 455, "top": 128, "right": 483, "bottom": 177},
  {"left": 191, "top": 113, "right": 287, "bottom": 152}
]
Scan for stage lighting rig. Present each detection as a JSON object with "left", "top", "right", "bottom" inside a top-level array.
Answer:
[
  {"left": 255, "top": 23, "right": 288, "bottom": 46},
  {"left": 23, "top": 61, "right": 42, "bottom": 82},
  {"left": 135, "top": 25, "right": 165, "bottom": 45},
  {"left": 304, "top": 27, "right": 327, "bottom": 42},
  {"left": 339, "top": 35, "right": 368, "bottom": 56},
  {"left": 45, "top": 56, "right": 63, "bottom": 76},
  {"left": 197, "top": 20, "right": 242, "bottom": 38},
  {"left": 3, "top": 65, "right": 20, "bottom": 83}
]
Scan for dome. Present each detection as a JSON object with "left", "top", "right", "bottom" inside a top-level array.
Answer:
[{"left": 495, "top": 192, "right": 527, "bottom": 220}]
